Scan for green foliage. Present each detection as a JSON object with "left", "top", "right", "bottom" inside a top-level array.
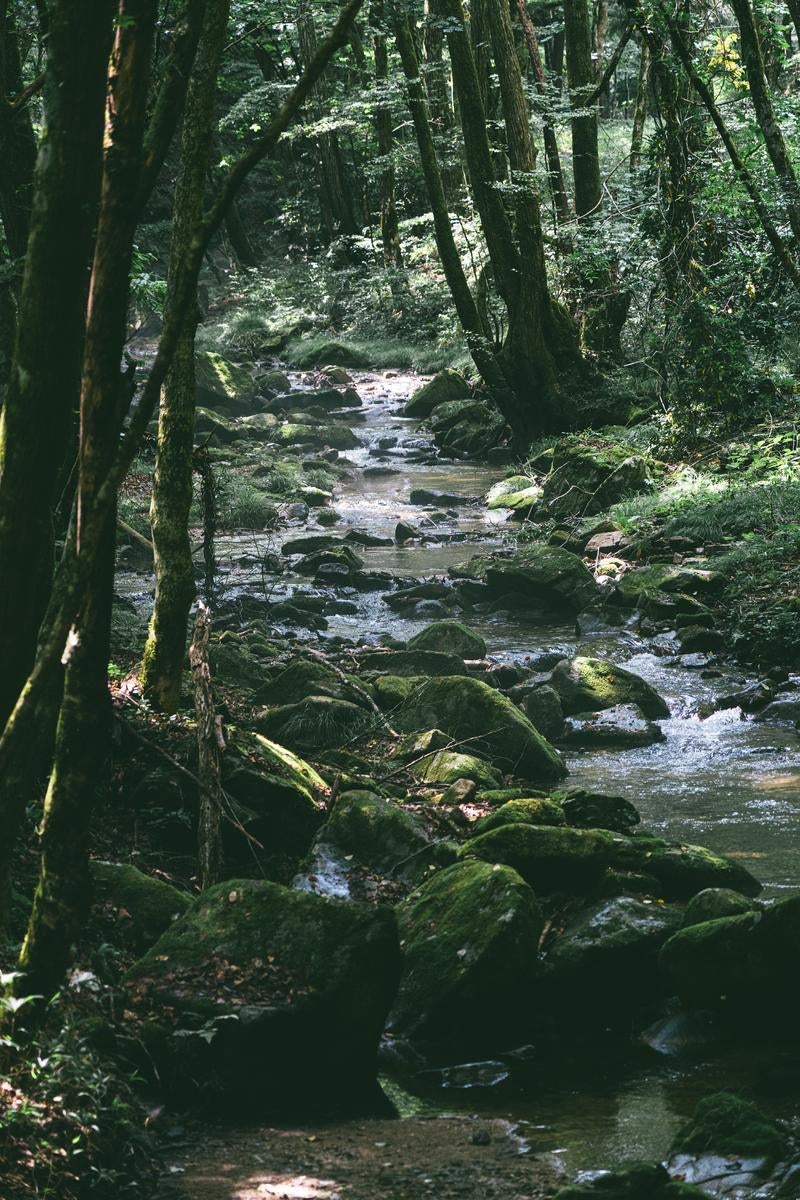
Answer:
[{"left": 213, "top": 474, "right": 279, "bottom": 530}]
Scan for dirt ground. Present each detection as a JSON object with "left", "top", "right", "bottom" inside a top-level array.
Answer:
[{"left": 161, "top": 1115, "right": 566, "bottom": 1200}]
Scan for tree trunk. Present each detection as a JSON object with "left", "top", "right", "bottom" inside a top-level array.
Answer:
[
  {"left": 190, "top": 602, "right": 225, "bottom": 889},
  {"left": 297, "top": 0, "right": 361, "bottom": 238},
  {"left": 564, "top": 0, "right": 601, "bottom": 215},
  {"left": 0, "top": 0, "right": 113, "bottom": 732},
  {"left": 371, "top": 0, "right": 403, "bottom": 272},
  {"left": 15, "top": 0, "right": 158, "bottom": 1002},
  {"left": 593, "top": 0, "right": 610, "bottom": 113},
  {"left": 629, "top": 39, "right": 650, "bottom": 172},
  {"left": 514, "top": 0, "right": 570, "bottom": 224},
  {"left": 731, "top": 0, "right": 800, "bottom": 242},
  {"left": 0, "top": 0, "right": 38, "bottom": 261},
  {"left": 142, "top": 0, "right": 231, "bottom": 714}
]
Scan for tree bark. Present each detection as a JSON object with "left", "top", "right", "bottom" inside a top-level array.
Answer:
[
  {"left": 514, "top": 0, "right": 570, "bottom": 224},
  {"left": 141, "top": 0, "right": 231, "bottom": 714},
  {"left": 0, "top": 0, "right": 38, "bottom": 261},
  {"left": 15, "top": 0, "right": 158, "bottom": 1002},
  {"left": 731, "top": 0, "right": 800, "bottom": 242},
  {"left": 564, "top": 0, "right": 602, "bottom": 215},
  {"left": 371, "top": 0, "right": 403, "bottom": 272},
  {"left": 190, "top": 602, "right": 225, "bottom": 889}
]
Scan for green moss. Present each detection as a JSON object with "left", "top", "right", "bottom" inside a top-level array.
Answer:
[
  {"left": 554, "top": 1163, "right": 708, "bottom": 1199},
  {"left": 549, "top": 657, "right": 670, "bottom": 720},
  {"left": 321, "top": 790, "right": 433, "bottom": 879},
  {"left": 614, "top": 837, "right": 762, "bottom": 900},
  {"left": 671, "top": 1092, "right": 787, "bottom": 1165},
  {"left": 402, "top": 369, "right": 470, "bottom": 418},
  {"left": 410, "top": 750, "right": 502, "bottom": 788},
  {"left": 459, "top": 824, "right": 615, "bottom": 893},
  {"left": 407, "top": 620, "right": 486, "bottom": 659},
  {"left": 390, "top": 860, "right": 542, "bottom": 1048},
  {"left": 91, "top": 862, "right": 191, "bottom": 950},
  {"left": 473, "top": 798, "right": 566, "bottom": 835}
]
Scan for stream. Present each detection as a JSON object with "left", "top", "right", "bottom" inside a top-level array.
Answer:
[{"left": 124, "top": 368, "right": 800, "bottom": 1180}]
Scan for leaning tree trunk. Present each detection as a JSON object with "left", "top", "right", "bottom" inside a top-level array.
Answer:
[
  {"left": 15, "top": 0, "right": 158, "bottom": 1003},
  {"left": 514, "top": 0, "right": 570, "bottom": 224},
  {"left": 730, "top": 0, "right": 800, "bottom": 243},
  {"left": 141, "top": 0, "right": 231, "bottom": 714},
  {"left": 564, "top": 0, "right": 601, "bottom": 215}
]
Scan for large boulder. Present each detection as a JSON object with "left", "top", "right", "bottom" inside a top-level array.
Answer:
[
  {"left": 91, "top": 862, "right": 190, "bottom": 952},
  {"left": 195, "top": 350, "right": 256, "bottom": 417},
  {"left": 614, "top": 837, "right": 762, "bottom": 902},
  {"left": 660, "top": 893, "right": 798, "bottom": 1011},
  {"left": 403, "top": 369, "right": 470, "bottom": 418},
  {"left": 410, "top": 749, "right": 502, "bottom": 788},
  {"left": 458, "top": 824, "right": 615, "bottom": 893},
  {"left": 549, "top": 656, "right": 670, "bottom": 719},
  {"left": 481, "top": 545, "right": 598, "bottom": 613},
  {"left": 431, "top": 400, "right": 506, "bottom": 456},
  {"left": 618, "top": 563, "right": 724, "bottom": 606},
  {"left": 374, "top": 675, "right": 566, "bottom": 782},
  {"left": 472, "top": 797, "right": 566, "bottom": 835},
  {"left": 124, "top": 880, "right": 401, "bottom": 1112},
  {"left": 253, "top": 658, "right": 367, "bottom": 708},
  {"left": 486, "top": 476, "right": 542, "bottom": 512},
  {"left": 554, "top": 1163, "right": 708, "bottom": 1199},
  {"left": 222, "top": 733, "right": 326, "bottom": 855},
  {"left": 314, "top": 790, "right": 436, "bottom": 882},
  {"left": 542, "top": 896, "right": 683, "bottom": 1011},
  {"left": 358, "top": 649, "right": 468, "bottom": 677},
  {"left": 560, "top": 704, "right": 665, "bottom": 749},
  {"left": 556, "top": 788, "right": 641, "bottom": 834},
  {"left": 253, "top": 695, "right": 370, "bottom": 751},
  {"left": 407, "top": 620, "right": 486, "bottom": 659},
  {"left": 542, "top": 436, "right": 655, "bottom": 519},
  {"left": 389, "top": 861, "right": 543, "bottom": 1051}
]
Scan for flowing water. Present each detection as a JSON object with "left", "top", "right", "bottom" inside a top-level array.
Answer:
[{"left": 122, "top": 369, "right": 800, "bottom": 1176}]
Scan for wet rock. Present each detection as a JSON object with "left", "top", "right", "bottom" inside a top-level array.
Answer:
[
  {"left": 124, "top": 879, "right": 401, "bottom": 1112},
  {"left": 256, "top": 367, "right": 292, "bottom": 397},
  {"left": 553, "top": 1162, "right": 707, "bottom": 1199},
  {"left": 253, "top": 658, "right": 366, "bottom": 708},
  {"left": 389, "top": 861, "right": 542, "bottom": 1052},
  {"left": 383, "top": 582, "right": 451, "bottom": 611},
  {"left": 411, "top": 750, "right": 502, "bottom": 788},
  {"left": 316, "top": 790, "right": 436, "bottom": 881},
  {"left": 542, "top": 896, "right": 684, "bottom": 1009},
  {"left": 459, "top": 824, "right": 615, "bottom": 893},
  {"left": 268, "top": 601, "right": 328, "bottom": 630},
  {"left": 253, "top": 695, "right": 370, "bottom": 751},
  {"left": 439, "top": 778, "right": 478, "bottom": 806},
  {"left": 549, "top": 655, "right": 670, "bottom": 720},
  {"left": 670, "top": 1091, "right": 788, "bottom": 1172},
  {"left": 413, "top": 598, "right": 450, "bottom": 619},
  {"left": 682, "top": 887, "right": 760, "bottom": 927},
  {"left": 195, "top": 406, "right": 239, "bottom": 445},
  {"left": 619, "top": 562, "right": 725, "bottom": 603},
  {"left": 375, "top": 674, "right": 566, "bottom": 781},
  {"left": 472, "top": 798, "right": 566, "bottom": 835},
  {"left": 295, "top": 544, "right": 363, "bottom": 575},
  {"left": 395, "top": 520, "right": 422, "bottom": 543},
  {"left": 273, "top": 423, "right": 361, "bottom": 452},
  {"left": 316, "top": 508, "right": 341, "bottom": 526},
  {"left": 639, "top": 1009, "right": 723, "bottom": 1056},
  {"left": 431, "top": 400, "right": 506, "bottom": 457},
  {"left": 523, "top": 686, "right": 565, "bottom": 741},
  {"left": 556, "top": 789, "right": 641, "bottom": 834},
  {"left": 409, "top": 488, "right": 477, "bottom": 506},
  {"left": 754, "top": 695, "right": 800, "bottom": 722},
  {"left": 408, "top": 620, "right": 486, "bottom": 660},
  {"left": 240, "top": 412, "right": 279, "bottom": 439},
  {"left": 541, "top": 437, "right": 655, "bottom": 520},
  {"left": 359, "top": 649, "right": 468, "bottom": 677},
  {"left": 561, "top": 704, "right": 665, "bottom": 749},
  {"left": 478, "top": 786, "right": 550, "bottom": 806},
  {"left": 266, "top": 388, "right": 362, "bottom": 415},
  {"left": 403, "top": 369, "right": 470, "bottom": 418},
  {"left": 91, "top": 862, "right": 191, "bottom": 952},
  {"left": 481, "top": 545, "right": 598, "bottom": 613},
  {"left": 345, "top": 529, "right": 394, "bottom": 547},
  {"left": 677, "top": 625, "right": 725, "bottom": 653}
]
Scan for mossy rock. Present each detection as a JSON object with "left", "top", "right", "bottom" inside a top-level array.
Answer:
[
  {"left": 317, "top": 790, "right": 434, "bottom": 880},
  {"left": 403, "top": 369, "right": 470, "bottom": 418},
  {"left": 253, "top": 658, "right": 367, "bottom": 708},
  {"left": 434, "top": 401, "right": 506, "bottom": 456},
  {"left": 223, "top": 747, "right": 324, "bottom": 857},
  {"left": 549, "top": 656, "right": 670, "bottom": 719},
  {"left": 389, "top": 861, "right": 543, "bottom": 1051},
  {"left": 473, "top": 797, "right": 566, "bottom": 835},
  {"left": 555, "top": 788, "right": 641, "bottom": 834},
  {"left": 523, "top": 686, "right": 565, "bottom": 741},
  {"left": 482, "top": 545, "right": 598, "bottom": 613},
  {"left": 477, "top": 786, "right": 550, "bottom": 806},
  {"left": 407, "top": 620, "right": 486, "bottom": 660},
  {"left": 295, "top": 545, "right": 364, "bottom": 576},
  {"left": 209, "top": 635, "right": 276, "bottom": 692},
  {"left": 273, "top": 423, "right": 361, "bottom": 451},
  {"left": 542, "top": 436, "right": 655, "bottom": 519},
  {"left": 459, "top": 824, "right": 616, "bottom": 893},
  {"left": 554, "top": 1162, "right": 708, "bottom": 1199},
  {"left": 375, "top": 674, "right": 566, "bottom": 782},
  {"left": 358, "top": 649, "right": 468, "bottom": 677},
  {"left": 195, "top": 350, "right": 256, "bottom": 417},
  {"left": 253, "top": 695, "right": 371, "bottom": 752},
  {"left": 682, "top": 887, "right": 760, "bottom": 928},
  {"left": 542, "top": 895, "right": 683, "bottom": 1011},
  {"left": 614, "top": 837, "right": 761, "bottom": 901},
  {"left": 486, "top": 475, "right": 542, "bottom": 511},
  {"left": 240, "top": 413, "right": 279, "bottom": 439},
  {"left": 290, "top": 338, "right": 372, "bottom": 369},
  {"left": 91, "top": 862, "right": 191, "bottom": 951},
  {"left": 671, "top": 1092, "right": 787, "bottom": 1165},
  {"left": 124, "top": 879, "right": 401, "bottom": 1112},
  {"left": 410, "top": 750, "right": 502, "bottom": 788},
  {"left": 195, "top": 406, "right": 240, "bottom": 445},
  {"left": 619, "top": 563, "right": 724, "bottom": 604}
]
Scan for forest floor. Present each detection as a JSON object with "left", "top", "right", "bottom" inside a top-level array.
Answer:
[{"left": 158, "top": 1115, "right": 564, "bottom": 1200}]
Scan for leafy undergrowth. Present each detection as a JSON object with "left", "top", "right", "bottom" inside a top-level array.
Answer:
[{"left": 0, "top": 991, "right": 157, "bottom": 1200}]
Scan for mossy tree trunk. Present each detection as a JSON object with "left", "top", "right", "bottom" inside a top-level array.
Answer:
[
  {"left": 514, "top": 0, "right": 571, "bottom": 225},
  {"left": 15, "top": 0, "right": 158, "bottom": 1002},
  {"left": 629, "top": 39, "right": 650, "bottom": 172},
  {"left": 564, "top": 0, "right": 601, "bottom": 215},
  {"left": 371, "top": 0, "right": 403, "bottom": 274},
  {"left": 141, "top": 0, "right": 231, "bottom": 714},
  {"left": 0, "top": 1, "right": 37, "bottom": 262}
]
